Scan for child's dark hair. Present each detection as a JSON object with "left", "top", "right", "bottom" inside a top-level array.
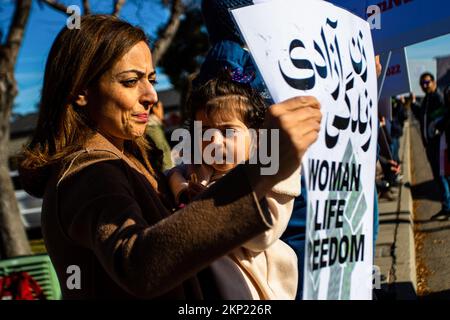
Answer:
[{"left": 186, "top": 71, "right": 267, "bottom": 130}]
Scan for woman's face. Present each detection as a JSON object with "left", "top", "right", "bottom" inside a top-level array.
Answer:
[{"left": 87, "top": 41, "right": 158, "bottom": 149}]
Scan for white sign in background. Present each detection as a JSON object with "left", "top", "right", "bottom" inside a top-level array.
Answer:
[
  {"left": 408, "top": 59, "right": 437, "bottom": 97},
  {"left": 232, "top": 0, "right": 377, "bottom": 300}
]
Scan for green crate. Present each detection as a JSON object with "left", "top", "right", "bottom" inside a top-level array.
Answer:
[{"left": 0, "top": 254, "right": 61, "bottom": 300}]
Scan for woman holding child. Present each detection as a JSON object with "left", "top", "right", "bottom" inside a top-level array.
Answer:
[{"left": 18, "top": 15, "right": 321, "bottom": 299}]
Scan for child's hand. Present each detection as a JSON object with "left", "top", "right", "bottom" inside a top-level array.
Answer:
[
  {"left": 188, "top": 181, "right": 207, "bottom": 198},
  {"left": 178, "top": 181, "right": 207, "bottom": 204}
]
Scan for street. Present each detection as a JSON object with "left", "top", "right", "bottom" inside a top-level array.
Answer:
[{"left": 411, "top": 118, "right": 450, "bottom": 298}]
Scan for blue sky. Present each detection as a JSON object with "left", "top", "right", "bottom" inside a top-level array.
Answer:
[
  {"left": 407, "top": 33, "right": 450, "bottom": 60},
  {"left": 3, "top": 0, "right": 450, "bottom": 115},
  {"left": 3, "top": 0, "right": 173, "bottom": 115}
]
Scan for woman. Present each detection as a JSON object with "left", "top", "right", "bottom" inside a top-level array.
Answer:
[{"left": 19, "top": 15, "right": 321, "bottom": 299}]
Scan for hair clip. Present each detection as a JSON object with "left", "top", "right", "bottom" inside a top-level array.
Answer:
[{"left": 225, "top": 66, "right": 255, "bottom": 84}]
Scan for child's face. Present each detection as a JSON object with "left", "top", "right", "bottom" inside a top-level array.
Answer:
[{"left": 196, "top": 109, "right": 252, "bottom": 173}]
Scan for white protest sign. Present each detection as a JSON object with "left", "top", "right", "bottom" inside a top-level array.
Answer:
[
  {"left": 232, "top": 0, "right": 377, "bottom": 300},
  {"left": 380, "top": 48, "right": 411, "bottom": 98},
  {"left": 330, "top": 0, "right": 450, "bottom": 54}
]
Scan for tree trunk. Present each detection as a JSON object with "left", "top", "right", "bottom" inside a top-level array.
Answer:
[
  {"left": 0, "top": 65, "right": 31, "bottom": 258},
  {"left": 151, "top": 0, "right": 184, "bottom": 66},
  {"left": 0, "top": 0, "right": 32, "bottom": 258}
]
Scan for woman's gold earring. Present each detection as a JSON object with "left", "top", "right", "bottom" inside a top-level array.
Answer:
[{"left": 75, "top": 91, "right": 88, "bottom": 107}]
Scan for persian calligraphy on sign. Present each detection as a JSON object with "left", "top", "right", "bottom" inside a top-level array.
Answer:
[{"left": 232, "top": 0, "right": 377, "bottom": 300}]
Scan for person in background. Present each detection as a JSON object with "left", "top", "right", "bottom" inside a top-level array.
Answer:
[
  {"left": 378, "top": 116, "right": 402, "bottom": 201},
  {"left": 410, "top": 73, "right": 450, "bottom": 218},
  {"left": 390, "top": 96, "right": 408, "bottom": 164},
  {"left": 444, "top": 85, "right": 450, "bottom": 162},
  {"left": 145, "top": 100, "right": 174, "bottom": 171},
  {"left": 442, "top": 85, "right": 450, "bottom": 195}
]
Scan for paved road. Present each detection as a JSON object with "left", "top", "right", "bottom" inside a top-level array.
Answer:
[{"left": 410, "top": 118, "right": 450, "bottom": 299}]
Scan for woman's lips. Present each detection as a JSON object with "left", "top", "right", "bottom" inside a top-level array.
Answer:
[{"left": 132, "top": 113, "right": 149, "bottom": 123}]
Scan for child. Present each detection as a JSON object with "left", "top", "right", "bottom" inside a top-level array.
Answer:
[{"left": 167, "top": 72, "right": 301, "bottom": 299}]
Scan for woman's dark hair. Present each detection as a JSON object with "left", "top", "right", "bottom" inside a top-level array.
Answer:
[
  {"left": 186, "top": 71, "right": 267, "bottom": 131},
  {"left": 19, "top": 15, "right": 158, "bottom": 196}
]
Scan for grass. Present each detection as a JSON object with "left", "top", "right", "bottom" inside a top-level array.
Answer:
[{"left": 29, "top": 238, "right": 47, "bottom": 255}]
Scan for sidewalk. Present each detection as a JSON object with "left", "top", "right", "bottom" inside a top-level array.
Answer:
[
  {"left": 374, "top": 121, "right": 417, "bottom": 299},
  {"left": 410, "top": 118, "right": 450, "bottom": 298}
]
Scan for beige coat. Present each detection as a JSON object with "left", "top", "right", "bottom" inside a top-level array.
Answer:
[{"left": 168, "top": 164, "right": 301, "bottom": 299}]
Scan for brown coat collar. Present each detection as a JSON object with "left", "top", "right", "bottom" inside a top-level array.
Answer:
[{"left": 58, "top": 133, "right": 158, "bottom": 190}]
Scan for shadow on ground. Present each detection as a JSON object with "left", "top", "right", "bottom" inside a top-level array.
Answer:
[
  {"left": 374, "top": 282, "right": 417, "bottom": 300},
  {"left": 420, "top": 289, "right": 450, "bottom": 300},
  {"left": 410, "top": 180, "right": 441, "bottom": 202}
]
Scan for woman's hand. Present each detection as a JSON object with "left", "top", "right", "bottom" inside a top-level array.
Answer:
[
  {"left": 246, "top": 96, "right": 322, "bottom": 198},
  {"left": 375, "top": 55, "right": 382, "bottom": 78}
]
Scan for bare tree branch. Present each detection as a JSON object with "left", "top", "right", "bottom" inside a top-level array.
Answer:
[
  {"left": 40, "top": 0, "right": 70, "bottom": 15},
  {"left": 83, "top": 0, "right": 91, "bottom": 15},
  {"left": 152, "top": 0, "right": 184, "bottom": 66},
  {"left": 0, "top": 0, "right": 33, "bottom": 258},
  {"left": 4, "top": 0, "right": 32, "bottom": 64},
  {"left": 112, "top": 0, "right": 127, "bottom": 17}
]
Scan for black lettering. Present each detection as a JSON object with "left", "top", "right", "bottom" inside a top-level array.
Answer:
[
  {"left": 313, "top": 239, "right": 321, "bottom": 271},
  {"left": 336, "top": 200, "right": 345, "bottom": 228},
  {"left": 329, "top": 161, "right": 342, "bottom": 191},
  {"left": 314, "top": 200, "right": 322, "bottom": 231},
  {"left": 341, "top": 163, "right": 350, "bottom": 191},
  {"left": 320, "top": 238, "right": 329, "bottom": 269},
  {"left": 309, "top": 159, "right": 320, "bottom": 190},
  {"left": 351, "top": 235, "right": 365, "bottom": 262},
  {"left": 279, "top": 39, "right": 316, "bottom": 90},
  {"left": 327, "top": 199, "right": 337, "bottom": 229},
  {"left": 319, "top": 161, "right": 329, "bottom": 191},
  {"left": 351, "top": 164, "right": 361, "bottom": 191},
  {"left": 329, "top": 237, "right": 339, "bottom": 267},
  {"left": 339, "top": 236, "right": 349, "bottom": 263}
]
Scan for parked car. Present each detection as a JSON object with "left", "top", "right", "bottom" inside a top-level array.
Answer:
[{"left": 9, "top": 170, "right": 42, "bottom": 230}]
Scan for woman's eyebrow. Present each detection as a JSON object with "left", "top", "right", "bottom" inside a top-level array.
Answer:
[{"left": 115, "top": 69, "right": 156, "bottom": 77}]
